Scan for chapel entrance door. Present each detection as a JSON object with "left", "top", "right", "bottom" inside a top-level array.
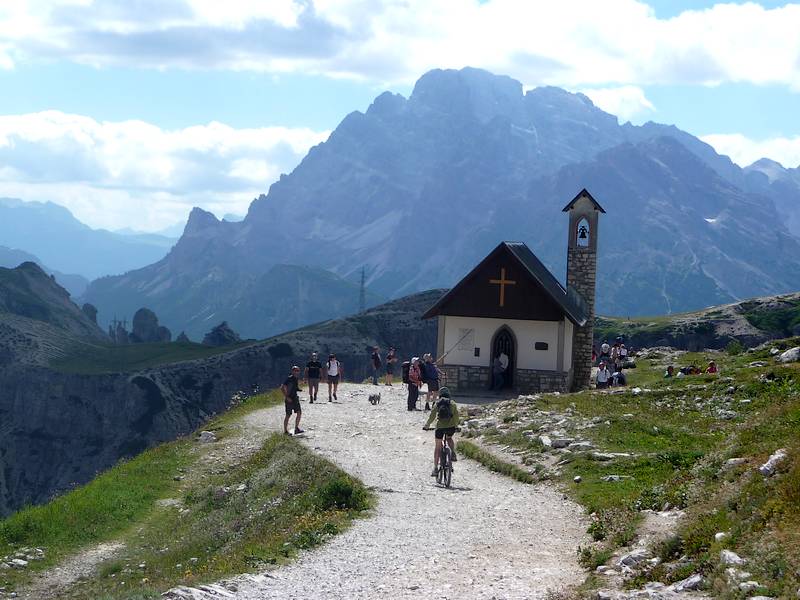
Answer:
[{"left": 491, "top": 327, "right": 515, "bottom": 390}]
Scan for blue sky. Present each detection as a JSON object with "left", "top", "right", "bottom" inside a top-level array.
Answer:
[{"left": 0, "top": 1, "right": 799, "bottom": 231}]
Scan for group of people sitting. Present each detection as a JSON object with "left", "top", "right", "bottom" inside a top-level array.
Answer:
[
  {"left": 594, "top": 338, "right": 631, "bottom": 388},
  {"left": 665, "top": 361, "right": 718, "bottom": 378}
]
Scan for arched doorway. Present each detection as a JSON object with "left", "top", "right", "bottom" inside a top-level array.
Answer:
[{"left": 490, "top": 326, "right": 516, "bottom": 390}]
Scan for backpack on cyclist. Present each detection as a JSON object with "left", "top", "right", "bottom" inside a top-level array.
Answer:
[
  {"left": 401, "top": 361, "right": 411, "bottom": 384},
  {"left": 437, "top": 397, "right": 453, "bottom": 420}
]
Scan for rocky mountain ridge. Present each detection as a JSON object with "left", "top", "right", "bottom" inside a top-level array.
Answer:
[{"left": 83, "top": 67, "right": 800, "bottom": 338}]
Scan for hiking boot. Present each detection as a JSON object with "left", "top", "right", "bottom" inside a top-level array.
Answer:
[
  {"left": 333, "top": 393, "right": 337, "bottom": 400},
  {"left": 424, "top": 403, "right": 430, "bottom": 411},
  {"left": 430, "top": 468, "right": 438, "bottom": 477},
  {"left": 294, "top": 428, "right": 304, "bottom": 435}
]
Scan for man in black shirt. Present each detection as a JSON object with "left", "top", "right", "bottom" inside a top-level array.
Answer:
[
  {"left": 281, "top": 366, "right": 303, "bottom": 435},
  {"left": 304, "top": 351, "right": 322, "bottom": 403}
]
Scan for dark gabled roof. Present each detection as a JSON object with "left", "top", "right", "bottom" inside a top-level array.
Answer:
[
  {"left": 422, "top": 241, "right": 589, "bottom": 326},
  {"left": 562, "top": 188, "right": 606, "bottom": 213}
]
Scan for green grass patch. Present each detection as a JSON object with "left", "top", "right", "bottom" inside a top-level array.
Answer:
[
  {"left": 52, "top": 340, "right": 251, "bottom": 374},
  {"left": 0, "top": 390, "right": 282, "bottom": 594},
  {"left": 65, "top": 433, "right": 373, "bottom": 599},
  {"left": 457, "top": 440, "right": 538, "bottom": 484}
]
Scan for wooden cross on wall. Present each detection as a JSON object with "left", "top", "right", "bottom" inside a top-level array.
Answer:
[{"left": 489, "top": 267, "right": 516, "bottom": 307}]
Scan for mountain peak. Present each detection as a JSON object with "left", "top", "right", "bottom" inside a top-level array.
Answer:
[
  {"left": 409, "top": 67, "right": 523, "bottom": 122},
  {"left": 184, "top": 207, "right": 220, "bottom": 236}
]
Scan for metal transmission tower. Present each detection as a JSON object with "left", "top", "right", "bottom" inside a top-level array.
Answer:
[{"left": 359, "top": 266, "right": 366, "bottom": 313}]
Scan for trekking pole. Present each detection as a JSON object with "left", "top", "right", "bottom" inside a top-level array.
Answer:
[{"left": 435, "top": 328, "right": 475, "bottom": 365}]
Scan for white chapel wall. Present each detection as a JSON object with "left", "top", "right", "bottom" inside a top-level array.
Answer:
[{"left": 441, "top": 315, "right": 566, "bottom": 372}]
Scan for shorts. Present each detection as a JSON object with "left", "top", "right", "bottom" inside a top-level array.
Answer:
[
  {"left": 435, "top": 427, "right": 457, "bottom": 440},
  {"left": 428, "top": 380, "right": 440, "bottom": 392},
  {"left": 308, "top": 377, "right": 320, "bottom": 386},
  {"left": 327, "top": 374, "right": 339, "bottom": 384},
  {"left": 285, "top": 397, "right": 301, "bottom": 415},
  {"left": 386, "top": 365, "right": 394, "bottom": 375},
  {"left": 596, "top": 381, "right": 609, "bottom": 389}
]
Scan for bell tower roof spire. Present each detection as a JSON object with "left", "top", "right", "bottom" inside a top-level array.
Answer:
[{"left": 562, "top": 188, "right": 606, "bottom": 213}]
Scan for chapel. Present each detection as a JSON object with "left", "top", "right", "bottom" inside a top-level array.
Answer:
[{"left": 422, "top": 189, "right": 604, "bottom": 393}]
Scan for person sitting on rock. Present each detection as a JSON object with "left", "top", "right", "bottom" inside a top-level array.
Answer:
[
  {"left": 705, "top": 360, "right": 718, "bottom": 374},
  {"left": 595, "top": 362, "right": 611, "bottom": 389},
  {"left": 664, "top": 365, "right": 675, "bottom": 378}
]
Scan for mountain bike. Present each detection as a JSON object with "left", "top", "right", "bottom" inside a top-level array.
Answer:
[{"left": 424, "top": 427, "right": 461, "bottom": 488}]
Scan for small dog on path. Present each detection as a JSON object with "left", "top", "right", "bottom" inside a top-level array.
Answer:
[{"left": 368, "top": 393, "right": 381, "bottom": 405}]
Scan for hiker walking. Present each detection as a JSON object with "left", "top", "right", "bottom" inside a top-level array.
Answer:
[
  {"left": 407, "top": 356, "right": 422, "bottom": 411},
  {"left": 304, "top": 351, "right": 322, "bottom": 403},
  {"left": 370, "top": 346, "right": 382, "bottom": 385},
  {"left": 281, "top": 366, "right": 303, "bottom": 435},
  {"left": 385, "top": 346, "right": 397, "bottom": 386},
  {"left": 325, "top": 353, "right": 342, "bottom": 402},
  {"left": 422, "top": 353, "right": 441, "bottom": 410}
]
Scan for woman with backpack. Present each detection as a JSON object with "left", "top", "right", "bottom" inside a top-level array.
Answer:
[{"left": 325, "top": 353, "right": 343, "bottom": 402}]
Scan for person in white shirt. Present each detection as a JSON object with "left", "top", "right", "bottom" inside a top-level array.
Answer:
[
  {"left": 595, "top": 362, "right": 611, "bottom": 389},
  {"left": 499, "top": 352, "right": 509, "bottom": 371},
  {"left": 325, "top": 353, "right": 343, "bottom": 402}
]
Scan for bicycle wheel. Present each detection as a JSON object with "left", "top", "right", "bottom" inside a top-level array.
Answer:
[
  {"left": 444, "top": 461, "right": 452, "bottom": 488},
  {"left": 436, "top": 464, "right": 444, "bottom": 485}
]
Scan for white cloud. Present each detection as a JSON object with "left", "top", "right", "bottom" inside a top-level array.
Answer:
[
  {"left": 701, "top": 133, "right": 800, "bottom": 169},
  {"left": 0, "top": 111, "right": 329, "bottom": 230},
  {"left": 1, "top": 1, "right": 800, "bottom": 89},
  {"left": 581, "top": 86, "right": 655, "bottom": 122}
]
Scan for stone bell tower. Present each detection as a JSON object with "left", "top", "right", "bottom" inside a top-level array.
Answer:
[{"left": 562, "top": 188, "right": 605, "bottom": 391}]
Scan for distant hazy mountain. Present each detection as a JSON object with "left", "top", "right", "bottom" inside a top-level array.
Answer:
[
  {"left": 221, "top": 213, "right": 245, "bottom": 222},
  {"left": 86, "top": 215, "right": 385, "bottom": 339},
  {"left": 0, "top": 198, "right": 177, "bottom": 280},
  {"left": 0, "top": 245, "right": 89, "bottom": 298},
  {"left": 84, "top": 67, "right": 800, "bottom": 334}
]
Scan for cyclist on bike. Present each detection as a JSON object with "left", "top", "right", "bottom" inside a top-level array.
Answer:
[{"left": 422, "top": 386, "right": 460, "bottom": 477}]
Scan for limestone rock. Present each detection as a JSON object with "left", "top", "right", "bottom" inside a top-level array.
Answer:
[
  {"left": 176, "top": 331, "right": 191, "bottom": 343},
  {"left": 618, "top": 548, "right": 650, "bottom": 568},
  {"left": 202, "top": 321, "right": 242, "bottom": 347},
  {"left": 671, "top": 573, "right": 703, "bottom": 592},
  {"left": 778, "top": 346, "right": 800, "bottom": 363},
  {"left": 550, "top": 438, "right": 575, "bottom": 449},
  {"left": 130, "top": 308, "right": 172, "bottom": 343},
  {"left": 720, "top": 549, "right": 746, "bottom": 565},
  {"left": 759, "top": 448, "right": 788, "bottom": 476},
  {"left": 198, "top": 431, "right": 217, "bottom": 443}
]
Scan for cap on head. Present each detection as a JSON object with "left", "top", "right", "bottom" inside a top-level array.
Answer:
[
  {"left": 439, "top": 387, "right": 451, "bottom": 399},
  {"left": 291, "top": 365, "right": 300, "bottom": 371}
]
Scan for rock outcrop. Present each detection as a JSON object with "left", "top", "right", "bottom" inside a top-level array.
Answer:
[
  {"left": 202, "top": 322, "right": 241, "bottom": 347},
  {"left": 130, "top": 308, "right": 172, "bottom": 343}
]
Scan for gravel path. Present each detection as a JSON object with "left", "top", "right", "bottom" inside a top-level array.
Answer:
[{"left": 168, "top": 383, "right": 588, "bottom": 600}]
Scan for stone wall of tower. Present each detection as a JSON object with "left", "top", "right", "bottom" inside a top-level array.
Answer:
[
  {"left": 566, "top": 245, "right": 596, "bottom": 391},
  {"left": 565, "top": 195, "right": 601, "bottom": 392}
]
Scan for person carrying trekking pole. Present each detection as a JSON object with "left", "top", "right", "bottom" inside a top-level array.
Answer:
[
  {"left": 423, "top": 387, "right": 460, "bottom": 477},
  {"left": 281, "top": 366, "right": 303, "bottom": 435}
]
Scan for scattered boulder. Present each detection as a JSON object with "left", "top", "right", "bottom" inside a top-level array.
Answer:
[
  {"left": 778, "top": 347, "right": 800, "bottom": 363},
  {"left": 720, "top": 549, "right": 746, "bottom": 566},
  {"left": 551, "top": 438, "right": 575, "bottom": 449},
  {"left": 759, "top": 448, "right": 788, "bottom": 476},
  {"left": 198, "top": 431, "right": 217, "bottom": 443},
  {"left": 671, "top": 573, "right": 704, "bottom": 592},
  {"left": 723, "top": 457, "right": 747, "bottom": 470},
  {"left": 618, "top": 548, "right": 650, "bottom": 568},
  {"left": 202, "top": 321, "right": 242, "bottom": 347}
]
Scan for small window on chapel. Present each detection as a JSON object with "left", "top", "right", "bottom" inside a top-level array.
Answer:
[
  {"left": 474, "top": 347, "right": 481, "bottom": 357},
  {"left": 576, "top": 218, "right": 590, "bottom": 247},
  {"left": 535, "top": 342, "right": 549, "bottom": 351}
]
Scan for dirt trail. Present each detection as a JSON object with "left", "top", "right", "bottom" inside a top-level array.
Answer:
[{"left": 167, "top": 383, "right": 589, "bottom": 600}]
